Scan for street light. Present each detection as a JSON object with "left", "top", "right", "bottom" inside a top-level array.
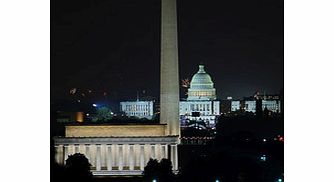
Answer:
[{"left": 152, "top": 179, "right": 157, "bottom": 182}]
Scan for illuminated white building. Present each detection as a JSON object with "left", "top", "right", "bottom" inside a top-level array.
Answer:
[
  {"left": 262, "top": 100, "right": 281, "bottom": 113},
  {"left": 231, "top": 101, "right": 241, "bottom": 112},
  {"left": 120, "top": 100, "right": 154, "bottom": 119},
  {"left": 179, "top": 65, "right": 220, "bottom": 127},
  {"left": 231, "top": 99, "right": 281, "bottom": 113}
]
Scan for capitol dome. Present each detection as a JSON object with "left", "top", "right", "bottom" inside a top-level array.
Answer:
[{"left": 187, "top": 65, "right": 217, "bottom": 100}]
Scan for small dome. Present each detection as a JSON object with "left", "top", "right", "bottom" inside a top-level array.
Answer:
[{"left": 187, "top": 65, "right": 217, "bottom": 100}]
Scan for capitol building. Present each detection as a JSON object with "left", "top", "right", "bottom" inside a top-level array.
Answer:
[{"left": 179, "top": 65, "right": 220, "bottom": 128}]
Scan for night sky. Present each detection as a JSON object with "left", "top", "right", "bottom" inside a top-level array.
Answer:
[{"left": 51, "top": 0, "right": 283, "bottom": 103}]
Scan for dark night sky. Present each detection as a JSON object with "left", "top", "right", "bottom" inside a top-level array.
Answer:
[{"left": 51, "top": 0, "right": 283, "bottom": 102}]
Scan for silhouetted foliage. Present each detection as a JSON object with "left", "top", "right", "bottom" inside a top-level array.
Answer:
[
  {"left": 64, "top": 153, "right": 92, "bottom": 182},
  {"left": 143, "top": 158, "right": 174, "bottom": 182}
]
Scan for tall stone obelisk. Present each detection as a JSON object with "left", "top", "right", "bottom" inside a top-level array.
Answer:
[{"left": 160, "top": 0, "right": 180, "bottom": 137}]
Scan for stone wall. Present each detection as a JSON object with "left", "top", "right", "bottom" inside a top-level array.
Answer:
[{"left": 65, "top": 124, "right": 167, "bottom": 137}]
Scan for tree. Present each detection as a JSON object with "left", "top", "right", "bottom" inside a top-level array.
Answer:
[
  {"left": 143, "top": 158, "right": 174, "bottom": 182},
  {"left": 64, "top": 153, "right": 92, "bottom": 182},
  {"left": 92, "top": 106, "right": 113, "bottom": 122}
]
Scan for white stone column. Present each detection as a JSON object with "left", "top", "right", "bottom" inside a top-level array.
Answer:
[
  {"left": 171, "top": 144, "right": 178, "bottom": 171},
  {"left": 150, "top": 144, "right": 156, "bottom": 159},
  {"left": 90, "top": 145, "right": 96, "bottom": 167},
  {"left": 112, "top": 144, "right": 116, "bottom": 169},
  {"left": 55, "top": 145, "right": 64, "bottom": 165},
  {"left": 162, "top": 145, "right": 167, "bottom": 159},
  {"left": 85, "top": 145, "right": 91, "bottom": 164},
  {"left": 96, "top": 145, "right": 101, "bottom": 171},
  {"left": 101, "top": 145, "right": 106, "bottom": 169},
  {"left": 118, "top": 145, "right": 123, "bottom": 171},
  {"left": 156, "top": 144, "right": 162, "bottom": 160},
  {"left": 107, "top": 145, "right": 112, "bottom": 171},
  {"left": 74, "top": 144, "right": 79, "bottom": 153},
  {"left": 69, "top": 144, "right": 75, "bottom": 155},
  {"left": 140, "top": 145, "right": 145, "bottom": 171},
  {"left": 129, "top": 145, "right": 134, "bottom": 170},
  {"left": 79, "top": 144, "right": 85, "bottom": 155},
  {"left": 64, "top": 145, "right": 69, "bottom": 164}
]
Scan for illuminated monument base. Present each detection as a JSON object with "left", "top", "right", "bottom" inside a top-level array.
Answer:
[{"left": 54, "top": 124, "right": 179, "bottom": 176}]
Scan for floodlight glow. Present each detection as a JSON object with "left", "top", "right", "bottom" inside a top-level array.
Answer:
[
  {"left": 215, "top": 180, "right": 220, "bottom": 182},
  {"left": 152, "top": 179, "right": 157, "bottom": 182}
]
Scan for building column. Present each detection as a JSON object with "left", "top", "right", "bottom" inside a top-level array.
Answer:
[
  {"left": 140, "top": 145, "right": 145, "bottom": 171},
  {"left": 118, "top": 145, "right": 123, "bottom": 171},
  {"left": 55, "top": 145, "right": 64, "bottom": 165},
  {"left": 129, "top": 145, "right": 134, "bottom": 170},
  {"left": 79, "top": 144, "right": 85, "bottom": 155},
  {"left": 74, "top": 144, "right": 79, "bottom": 153},
  {"left": 96, "top": 145, "right": 101, "bottom": 171},
  {"left": 64, "top": 145, "right": 69, "bottom": 164},
  {"left": 156, "top": 144, "right": 162, "bottom": 160},
  {"left": 171, "top": 144, "right": 178, "bottom": 171},
  {"left": 162, "top": 144, "right": 167, "bottom": 159},
  {"left": 101, "top": 145, "right": 106, "bottom": 169},
  {"left": 67, "top": 144, "right": 74, "bottom": 156},
  {"left": 107, "top": 144, "right": 112, "bottom": 171},
  {"left": 150, "top": 144, "right": 156, "bottom": 159},
  {"left": 85, "top": 144, "right": 91, "bottom": 164}
]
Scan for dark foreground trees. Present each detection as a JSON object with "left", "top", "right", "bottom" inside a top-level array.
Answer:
[
  {"left": 64, "top": 153, "right": 92, "bottom": 182},
  {"left": 143, "top": 158, "right": 174, "bottom": 182}
]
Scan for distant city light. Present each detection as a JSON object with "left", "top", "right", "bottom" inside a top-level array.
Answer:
[
  {"left": 260, "top": 154, "right": 266, "bottom": 161},
  {"left": 77, "top": 100, "right": 81, "bottom": 103},
  {"left": 92, "top": 104, "right": 97, "bottom": 107},
  {"left": 263, "top": 138, "right": 267, "bottom": 142},
  {"left": 86, "top": 113, "right": 89, "bottom": 116}
]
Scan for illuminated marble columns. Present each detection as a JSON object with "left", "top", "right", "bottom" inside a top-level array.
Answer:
[
  {"left": 107, "top": 144, "right": 112, "bottom": 171},
  {"left": 96, "top": 145, "right": 101, "bottom": 171},
  {"left": 64, "top": 145, "right": 69, "bottom": 164},
  {"left": 129, "top": 145, "right": 134, "bottom": 170},
  {"left": 55, "top": 145, "right": 64, "bottom": 165},
  {"left": 118, "top": 145, "right": 123, "bottom": 171},
  {"left": 171, "top": 144, "right": 178, "bottom": 171},
  {"left": 140, "top": 145, "right": 145, "bottom": 171}
]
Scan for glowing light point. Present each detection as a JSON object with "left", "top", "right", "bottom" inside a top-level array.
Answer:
[
  {"left": 278, "top": 178, "right": 283, "bottom": 182},
  {"left": 263, "top": 138, "right": 267, "bottom": 142},
  {"left": 152, "top": 179, "right": 157, "bottom": 182},
  {"left": 215, "top": 180, "right": 220, "bottom": 182},
  {"left": 92, "top": 104, "right": 97, "bottom": 107}
]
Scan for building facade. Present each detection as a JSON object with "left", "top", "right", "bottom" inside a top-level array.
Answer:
[
  {"left": 120, "top": 101, "right": 154, "bottom": 119},
  {"left": 179, "top": 65, "right": 220, "bottom": 128},
  {"left": 230, "top": 94, "right": 281, "bottom": 113}
]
